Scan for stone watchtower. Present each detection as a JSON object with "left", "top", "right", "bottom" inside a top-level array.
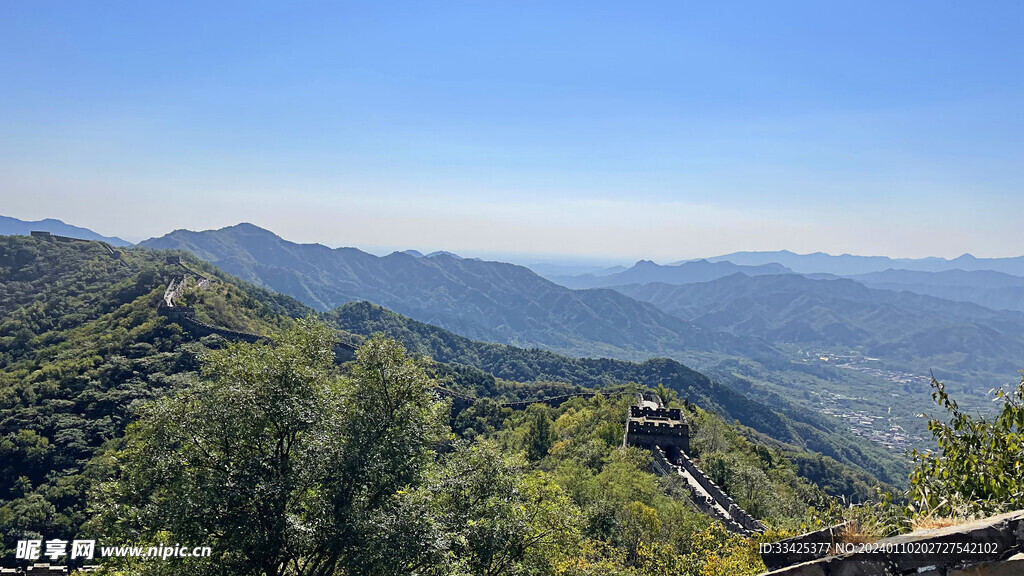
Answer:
[{"left": 624, "top": 403, "right": 690, "bottom": 459}]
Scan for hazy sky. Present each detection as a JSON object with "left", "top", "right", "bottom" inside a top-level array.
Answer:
[{"left": 1, "top": 1, "right": 1022, "bottom": 261}]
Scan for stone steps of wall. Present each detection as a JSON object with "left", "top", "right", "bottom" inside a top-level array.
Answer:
[
  {"left": 650, "top": 445, "right": 763, "bottom": 536},
  {"left": 673, "top": 450, "right": 764, "bottom": 533}
]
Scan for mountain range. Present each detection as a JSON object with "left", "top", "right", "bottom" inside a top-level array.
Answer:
[
  {"left": 549, "top": 259, "right": 793, "bottom": 289},
  {"left": 136, "top": 222, "right": 1024, "bottom": 397},
  {"left": 138, "top": 223, "right": 747, "bottom": 360},
  {"left": 832, "top": 269, "right": 1024, "bottom": 313},
  {"left": 546, "top": 255, "right": 1024, "bottom": 313},
  {"left": 9, "top": 215, "right": 1024, "bottom": 458},
  {"left": 691, "top": 250, "right": 1024, "bottom": 277},
  {"left": 545, "top": 256, "right": 1024, "bottom": 313},
  {"left": 612, "top": 273, "right": 1024, "bottom": 379}
]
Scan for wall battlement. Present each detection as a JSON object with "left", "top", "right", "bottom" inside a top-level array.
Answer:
[
  {"left": 630, "top": 405, "right": 683, "bottom": 421},
  {"left": 627, "top": 421, "right": 688, "bottom": 436},
  {"left": 651, "top": 447, "right": 753, "bottom": 535},
  {"left": 674, "top": 450, "right": 763, "bottom": 533},
  {"left": 623, "top": 398, "right": 763, "bottom": 536},
  {"left": 624, "top": 401, "right": 690, "bottom": 454}
]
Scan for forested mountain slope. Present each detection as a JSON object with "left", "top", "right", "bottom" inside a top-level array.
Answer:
[
  {"left": 327, "top": 301, "right": 905, "bottom": 485},
  {"left": 0, "top": 236, "right": 307, "bottom": 548},
  {"left": 0, "top": 235, "right": 898, "bottom": 552},
  {"left": 139, "top": 223, "right": 753, "bottom": 360}
]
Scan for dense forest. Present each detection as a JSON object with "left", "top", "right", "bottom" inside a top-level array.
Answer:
[
  {"left": 0, "top": 237, "right": 306, "bottom": 553},
  {"left": 3, "top": 235, "right": 1022, "bottom": 574},
  {"left": 87, "top": 322, "right": 783, "bottom": 575}
]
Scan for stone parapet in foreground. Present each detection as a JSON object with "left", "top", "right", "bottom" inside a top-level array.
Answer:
[{"left": 761, "top": 510, "right": 1024, "bottom": 576}]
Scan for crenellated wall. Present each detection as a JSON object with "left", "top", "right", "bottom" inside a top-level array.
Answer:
[
  {"left": 630, "top": 405, "right": 682, "bottom": 420},
  {"left": 624, "top": 406, "right": 690, "bottom": 454},
  {"left": 651, "top": 446, "right": 753, "bottom": 535},
  {"left": 673, "top": 451, "right": 764, "bottom": 533},
  {"left": 625, "top": 397, "right": 763, "bottom": 536}
]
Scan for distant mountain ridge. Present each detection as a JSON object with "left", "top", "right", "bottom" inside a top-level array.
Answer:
[
  {"left": 139, "top": 223, "right": 751, "bottom": 360},
  {"left": 0, "top": 215, "right": 131, "bottom": 246},
  {"left": 613, "top": 273, "right": 1024, "bottom": 377},
  {"left": 551, "top": 258, "right": 792, "bottom": 289},
  {"left": 849, "top": 268, "right": 1024, "bottom": 289},
  {"left": 835, "top": 269, "right": 1024, "bottom": 313},
  {"left": 549, "top": 251, "right": 1024, "bottom": 312},
  {"left": 688, "top": 250, "right": 1024, "bottom": 276},
  {"left": 527, "top": 262, "right": 628, "bottom": 278}
]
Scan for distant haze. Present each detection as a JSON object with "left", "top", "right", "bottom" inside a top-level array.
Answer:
[{"left": 1, "top": 2, "right": 1022, "bottom": 259}]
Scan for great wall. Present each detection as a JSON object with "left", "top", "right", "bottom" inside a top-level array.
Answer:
[
  {"left": 29, "top": 230, "right": 122, "bottom": 259},
  {"left": 158, "top": 270, "right": 265, "bottom": 344},
  {"left": 624, "top": 393, "right": 766, "bottom": 536},
  {"left": 437, "top": 380, "right": 770, "bottom": 539},
  {"left": 28, "top": 232, "right": 258, "bottom": 344}
]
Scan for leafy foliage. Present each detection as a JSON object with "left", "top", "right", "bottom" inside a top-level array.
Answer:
[
  {"left": 91, "top": 323, "right": 450, "bottom": 576},
  {"left": 908, "top": 375, "right": 1024, "bottom": 517},
  {"left": 92, "top": 327, "right": 776, "bottom": 575}
]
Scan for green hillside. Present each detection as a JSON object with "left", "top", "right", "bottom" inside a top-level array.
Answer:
[
  {"left": 0, "top": 236, "right": 310, "bottom": 549},
  {"left": 0, "top": 235, "right": 897, "bottom": 558}
]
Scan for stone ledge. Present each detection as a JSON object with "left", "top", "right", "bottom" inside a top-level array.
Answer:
[{"left": 761, "top": 510, "right": 1024, "bottom": 576}]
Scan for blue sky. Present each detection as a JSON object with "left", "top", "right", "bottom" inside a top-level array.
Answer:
[{"left": 1, "top": 1, "right": 1022, "bottom": 261}]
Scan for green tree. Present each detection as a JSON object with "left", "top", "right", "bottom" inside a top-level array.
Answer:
[
  {"left": 423, "top": 441, "right": 582, "bottom": 576},
  {"left": 325, "top": 333, "right": 451, "bottom": 575},
  {"left": 653, "top": 383, "right": 677, "bottom": 407},
  {"left": 908, "top": 375, "right": 1024, "bottom": 517},
  {"left": 526, "top": 409, "right": 554, "bottom": 462},
  {"left": 693, "top": 416, "right": 728, "bottom": 457},
  {"left": 616, "top": 501, "right": 660, "bottom": 566},
  {"left": 90, "top": 323, "right": 449, "bottom": 576},
  {"left": 731, "top": 463, "right": 770, "bottom": 516}
]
